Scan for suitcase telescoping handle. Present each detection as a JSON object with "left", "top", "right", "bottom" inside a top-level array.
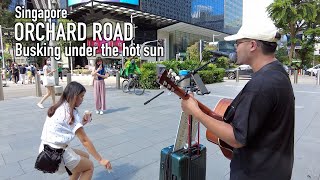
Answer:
[
  {"left": 187, "top": 115, "right": 200, "bottom": 180},
  {"left": 188, "top": 115, "right": 200, "bottom": 156}
]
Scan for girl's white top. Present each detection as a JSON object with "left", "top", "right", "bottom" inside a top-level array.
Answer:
[
  {"left": 40, "top": 101, "right": 83, "bottom": 147},
  {"left": 43, "top": 65, "right": 51, "bottom": 76}
]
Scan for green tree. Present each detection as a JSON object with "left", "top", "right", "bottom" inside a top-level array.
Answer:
[
  {"left": 275, "top": 47, "right": 290, "bottom": 64},
  {"left": 298, "top": 2, "right": 320, "bottom": 67},
  {"left": 267, "top": 0, "right": 318, "bottom": 63},
  {"left": 0, "top": 0, "right": 15, "bottom": 48},
  {"left": 0, "top": 52, "right": 12, "bottom": 68},
  {"left": 0, "top": 0, "right": 15, "bottom": 28},
  {"left": 186, "top": 41, "right": 217, "bottom": 61},
  {"left": 186, "top": 42, "right": 200, "bottom": 61}
]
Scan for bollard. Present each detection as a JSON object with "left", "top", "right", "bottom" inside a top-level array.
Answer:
[
  {"left": 236, "top": 69, "right": 239, "bottom": 82},
  {"left": 317, "top": 71, "right": 320, "bottom": 85},
  {"left": 35, "top": 74, "right": 42, "bottom": 97},
  {"left": 54, "top": 86, "right": 63, "bottom": 96},
  {"left": 116, "top": 71, "right": 120, "bottom": 89},
  {"left": 67, "top": 73, "right": 71, "bottom": 85},
  {"left": 0, "top": 75, "right": 4, "bottom": 101},
  {"left": 294, "top": 70, "right": 298, "bottom": 84}
]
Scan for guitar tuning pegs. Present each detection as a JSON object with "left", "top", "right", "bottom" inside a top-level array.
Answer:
[{"left": 163, "top": 81, "right": 168, "bottom": 86}]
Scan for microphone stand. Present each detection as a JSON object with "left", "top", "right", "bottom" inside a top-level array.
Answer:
[
  {"left": 144, "top": 90, "right": 164, "bottom": 105},
  {"left": 177, "top": 57, "right": 217, "bottom": 85},
  {"left": 143, "top": 57, "right": 217, "bottom": 105}
]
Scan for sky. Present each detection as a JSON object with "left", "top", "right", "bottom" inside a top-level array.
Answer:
[{"left": 243, "top": 0, "right": 275, "bottom": 26}]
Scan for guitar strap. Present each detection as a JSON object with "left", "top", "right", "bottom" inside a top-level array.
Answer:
[{"left": 223, "top": 62, "right": 293, "bottom": 124}]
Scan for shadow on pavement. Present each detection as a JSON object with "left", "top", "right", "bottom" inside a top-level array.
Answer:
[
  {"left": 94, "top": 163, "right": 139, "bottom": 180},
  {"left": 105, "top": 107, "right": 130, "bottom": 114}
]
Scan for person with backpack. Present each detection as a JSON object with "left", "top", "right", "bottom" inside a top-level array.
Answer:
[{"left": 19, "top": 64, "right": 27, "bottom": 84}]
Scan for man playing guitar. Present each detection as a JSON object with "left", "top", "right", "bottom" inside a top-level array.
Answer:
[{"left": 181, "top": 23, "right": 294, "bottom": 180}]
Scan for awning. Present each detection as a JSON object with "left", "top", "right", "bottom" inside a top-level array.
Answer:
[
  {"left": 31, "top": 0, "right": 48, "bottom": 9},
  {"left": 67, "top": 1, "right": 178, "bottom": 29},
  {"left": 159, "top": 22, "right": 229, "bottom": 41},
  {"left": 31, "top": 0, "right": 61, "bottom": 9}
]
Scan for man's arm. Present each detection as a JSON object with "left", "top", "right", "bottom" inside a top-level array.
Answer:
[
  {"left": 181, "top": 95, "right": 244, "bottom": 148},
  {"left": 195, "top": 110, "right": 243, "bottom": 148}
]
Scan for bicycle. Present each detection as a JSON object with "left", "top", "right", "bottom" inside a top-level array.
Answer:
[{"left": 122, "top": 74, "right": 145, "bottom": 95}]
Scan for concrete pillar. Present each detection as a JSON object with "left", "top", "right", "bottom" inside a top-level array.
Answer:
[
  {"left": 236, "top": 69, "right": 239, "bottom": 82},
  {"left": 116, "top": 71, "right": 120, "bottom": 89},
  {"left": 35, "top": 74, "right": 42, "bottom": 97},
  {"left": 0, "top": 75, "right": 4, "bottom": 101},
  {"left": 67, "top": 73, "right": 71, "bottom": 85},
  {"left": 294, "top": 70, "right": 298, "bottom": 84}
]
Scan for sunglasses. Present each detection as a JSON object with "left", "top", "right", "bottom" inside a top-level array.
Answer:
[{"left": 234, "top": 40, "right": 252, "bottom": 48}]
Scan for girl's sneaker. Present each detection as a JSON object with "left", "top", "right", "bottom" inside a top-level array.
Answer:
[
  {"left": 37, "top": 103, "right": 44, "bottom": 109},
  {"left": 99, "top": 111, "right": 104, "bottom": 115},
  {"left": 96, "top": 110, "right": 100, "bottom": 114}
]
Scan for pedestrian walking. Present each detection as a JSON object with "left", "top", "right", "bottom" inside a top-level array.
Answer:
[
  {"left": 11, "top": 63, "right": 19, "bottom": 84},
  {"left": 19, "top": 64, "right": 26, "bottom": 85},
  {"left": 58, "top": 64, "right": 63, "bottom": 82},
  {"left": 37, "top": 58, "right": 56, "bottom": 109}
]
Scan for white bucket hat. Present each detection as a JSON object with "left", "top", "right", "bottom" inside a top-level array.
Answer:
[{"left": 224, "top": 23, "right": 279, "bottom": 42}]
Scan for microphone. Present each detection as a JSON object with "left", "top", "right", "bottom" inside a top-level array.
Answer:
[{"left": 210, "top": 51, "right": 237, "bottom": 63}]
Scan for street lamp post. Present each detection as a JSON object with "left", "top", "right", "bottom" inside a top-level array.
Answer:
[
  {"left": 0, "top": 25, "right": 5, "bottom": 69},
  {"left": 130, "top": 14, "right": 139, "bottom": 46},
  {"left": 140, "top": 39, "right": 159, "bottom": 62},
  {"left": 69, "top": 41, "right": 73, "bottom": 75},
  {"left": 48, "top": 0, "right": 59, "bottom": 85}
]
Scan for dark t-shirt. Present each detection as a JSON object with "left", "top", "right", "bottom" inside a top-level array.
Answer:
[
  {"left": 227, "top": 61, "right": 294, "bottom": 180},
  {"left": 97, "top": 68, "right": 105, "bottom": 80},
  {"left": 19, "top": 66, "right": 26, "bottom": 74},
  {"left": 12, "top": 67, "right": 19, "bottom": 75}
]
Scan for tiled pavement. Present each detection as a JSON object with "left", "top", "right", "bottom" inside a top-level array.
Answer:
[{"left": 0, "top": 76, "right": 320, "bottom": 180}]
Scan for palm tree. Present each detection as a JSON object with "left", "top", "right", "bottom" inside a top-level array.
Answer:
[{"left": 267, "top": 0, "right": 318, "bottom": 63}]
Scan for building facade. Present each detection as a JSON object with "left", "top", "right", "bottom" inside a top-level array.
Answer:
[
  {"left": 12, "top": 0, "right": 242, "bottom": 66},
  {"left": 139, "top": 0, "right": 242, "bottom": 58},
  {"left": 141, "top": 0, "right": 243, "bottom": 34}
]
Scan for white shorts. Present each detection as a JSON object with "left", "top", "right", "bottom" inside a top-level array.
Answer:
[{"left": 39, "top": 142, "right": 81, "bottom": 174}]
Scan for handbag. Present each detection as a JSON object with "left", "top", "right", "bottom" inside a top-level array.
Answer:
[
  {"left": 34, "top": 144, "right": 72, "bottom": 175},
  {"left": 43, "top": 76, "right": 55, "bottom": 86}
]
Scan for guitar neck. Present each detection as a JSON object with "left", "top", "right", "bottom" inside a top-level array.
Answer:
[
  {"left": 158, "top": 70, "right": 223, "bottom": 121},
  {"left": 196, "top": 100, "right": 223, "bottom": 121}
]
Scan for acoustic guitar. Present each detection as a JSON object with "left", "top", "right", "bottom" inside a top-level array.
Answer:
[{"left": 158, "top": 70, "right": 234, "bottom": 160}]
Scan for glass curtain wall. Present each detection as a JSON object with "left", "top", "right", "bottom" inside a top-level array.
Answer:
[
  {"left": 224, "top": 0, "right": 242, "bottom": 34},
  {"left": 191, "top": 0, "right": 242, "bottom": 34},
  {"left": 191, "top": 0, "right": 224, "bottom": 31},
  {"left": 141, "top": 0, "right": 242, "bottom": 34},
  {"left": 169, "top": 31, "right": 211, "bottom": 59}
]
